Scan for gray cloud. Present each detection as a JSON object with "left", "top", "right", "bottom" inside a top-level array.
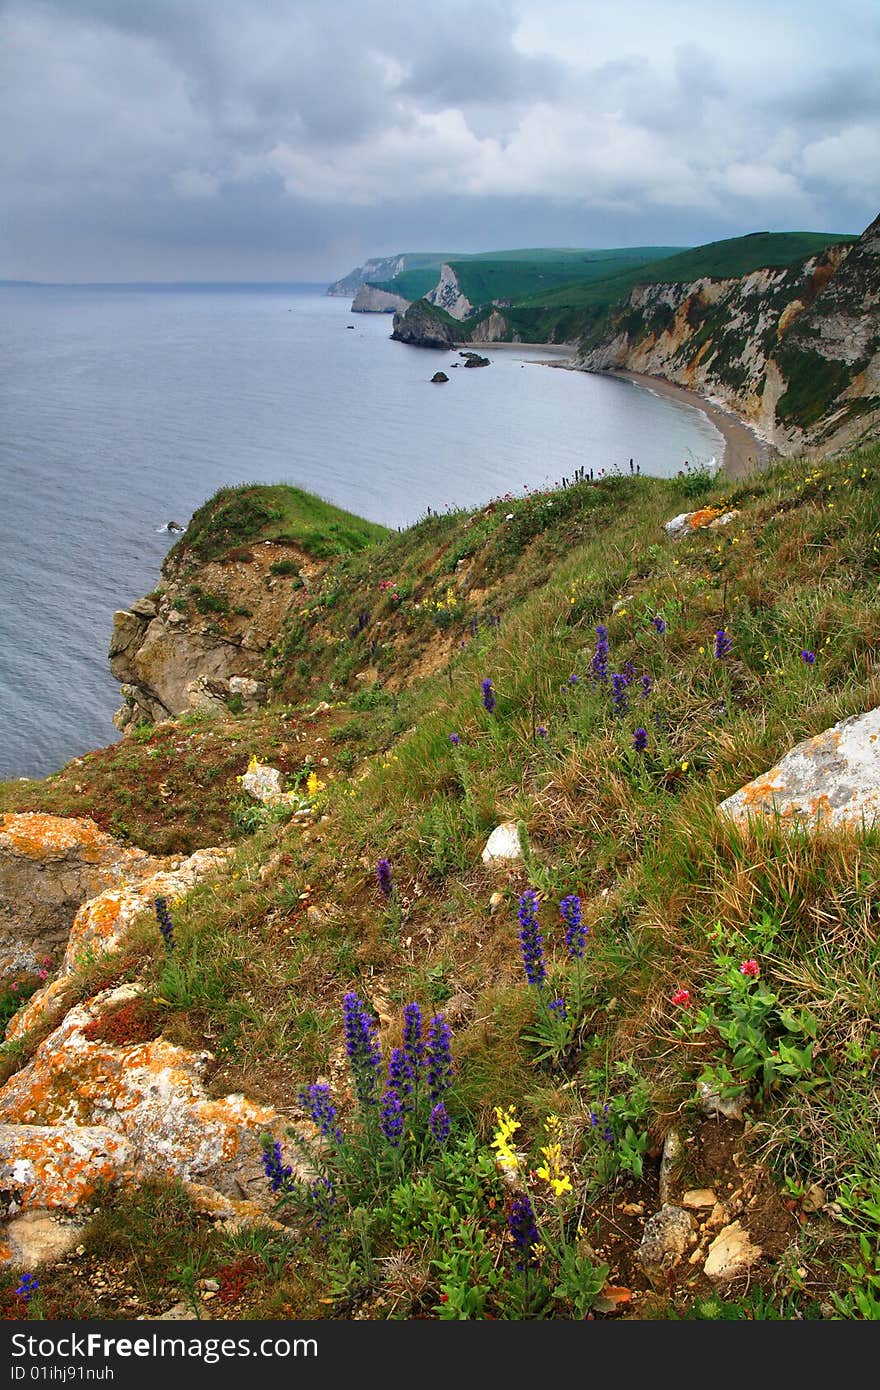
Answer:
[{"left": 1, "top": 0, "right": 877, "bottom": 281}]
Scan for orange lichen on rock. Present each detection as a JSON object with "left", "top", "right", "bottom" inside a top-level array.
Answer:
[
  {"left": 5, "top": 978, "right": 74, "bottom": 1044},
  {"left": 0, "top": 1123, "right": 133, "bottom": 1211},
  {"left": 687, "top": 506, "right": 724, "bottom": 530}
]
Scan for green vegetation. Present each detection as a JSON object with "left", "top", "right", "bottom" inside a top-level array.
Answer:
[
  {"left": 3, "top": 445, "right": 880, "bottom": 1319},
  {"left": 170, "top": 482, "right": 388, "bottom": 567}
]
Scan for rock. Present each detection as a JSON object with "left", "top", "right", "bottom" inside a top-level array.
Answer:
[
  {"left": 698, "top": 1080, "right": 745, "bottom": 1120},
  {"left": 185, "top": 675, "right": 230, "bottom": 713},
  {"left": 637, "top": 1205, "right": 693, "bottom": 1284},
  {"left": 391, "top": 300, "right": 462, "bottom": 349},
  {"left": 240, "top": 759, "right": 294, "bottom": 808},
  {"left": 129, "top": 597, "right": 159, "bottom": 620},
  {"left": 682, "top": 1188, "right": 718, "bottom": 1210},
  {"left": 488, "top": 891, "right": 505, "bottom": 914},
  {"left": 0, "top": 1123, "right": 134, "bottom": 1210},
  {"left": 0, "top": 813, "right": 158, "bottom": 978},
  {"left": 1, "top": 1210, "right": 85, "bottom": 1269},
  {"left": 801, "top": 1183, "right": 827, "bottom": 1214},
  {"left": 460, "top": 351, "right": 490, "bottom": 367},
  {"left": 664, "top": 507, "right": 740, "bottom": 541},
  {"left": 658, "top": 1128, "right": 684, "bottom": 1205},
  {"left": 351, "top": 285, "right": 410, "bottom": 314},
  {"left": 703, "top": 1221, "right": 763, "bottom": 1281},
  {"left": 481, "top": 822, "right": 523, "bottom": 865},
  {"left": 718, "top": 706, "right": 880, "bottom": 832},
  {"left": 431, "top": 371, "right": 449, "bottom": 383},
  {"left": 228, "top": 675, "right": 268, "bottom": 708}
]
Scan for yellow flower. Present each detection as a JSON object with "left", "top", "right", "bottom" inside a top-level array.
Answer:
[
  {"left": 536, "top": 1142, "right": 572, "bottom": 1198},
  {"left": 306, "top": 771, "right": 325, "bottom": 798},
  {"left": 491, "top": 1106, "right": 521, "bottom": 1175},
  {"left": 680, "top": 761, "right": 689, "bottom": 772}
]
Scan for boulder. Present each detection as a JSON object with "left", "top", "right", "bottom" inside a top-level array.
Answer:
[
  {"left": 637, "top": 1204, "right": 693, "bottom": 1284},
  {"left": 481, "top": 822, "right": 523, "bottom": 865},
  {"left": 1, "top": 1210, "right": 85, "bottom": 1269},
  {"left": 431, "top": 371, "right": 449, "bottom": 383},
  {"left": 664, "top": 507, "right": 740, "bottom": 541},
  {"left": 718, "top": 706, "right": 880, "bottom": 831},
  {"left": 703, "top": 1221, "right": 763, "bottom": 1281},
  {"left": 460, "top": 351, "right": 490, "bottom": 368}
]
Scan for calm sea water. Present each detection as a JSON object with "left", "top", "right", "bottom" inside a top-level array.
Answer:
[{"left": 0, "top": 284, "right": 722, "bottom": 779}]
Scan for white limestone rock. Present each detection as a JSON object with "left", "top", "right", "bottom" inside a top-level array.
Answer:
[{"left": 481, "top": 822, "right": 523, "bottom": 865}]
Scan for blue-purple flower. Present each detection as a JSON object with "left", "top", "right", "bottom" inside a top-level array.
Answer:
[
  {"left": 261, "top": 1139, "right": 293, "bottom": 1192},
  {"left": 481, "top": 677, "right": 496, "bottom": 714},
  {"left": 652, "top": 615, "right": 667, "bottom": 635},
  {"left": 633, "top": 726, "right": 648, "bottom": 753},
  {"left": 537, "top": 725, "right": 548, "bottom": 738},
  {"left": 376, "top": 858, "right": 393, "bottom": 899},
  {"left": 426, "top": 1014, "right": 453, "bottom": 1102},
  {"left": 429, "top": 1101, "right": 451, "bottom": 1146},
  {"left": 15, "top": 1273, "right": 39, "bottom": 1303},
  {"left": 591, "top": 624, "right": 610, "bottom": 682},
  {"left": 388, "top": 1046, "right": 416, "bottom": 1110},
  {"left": 154, "top": 897, "right": 175, "bottom": 950},
  {"left": 342, "top": 991, "right": 382, "bottom": 1106},
  {"left": 549, "top": 997, "right": 567, "bottom": 1019},
  {"left": 640, "top": 674, "right": 653, "bottom": 700},
  {"left": 380, "top": 1086, "right": 405, "bottom": 1148},
  {"left": 560, "top": 894, "right": 587, "bottom": 959},
  {"left": 402, "top": 1001, "right": 424, "bottom": 1077},
  {"left": 801, "top": 649, "right": 816, "bottom": 665},
  {"left": 714, "top": 628, "right": 733, "bottom": 659},
  {"left": 449, "top": 732, "right": 461, "bottom": 745},
  {"left": 508, "top": 1195, "right": 539, "bottom": 1268},
  {"left": 298, "top": 1082, "right": 342, "bottom": 1144},
  {"left": 518, "top": 888, "right": 546, "bottom": 986},
  {"left": 611, "top": 672, "right": 629, "bottom": 716}
]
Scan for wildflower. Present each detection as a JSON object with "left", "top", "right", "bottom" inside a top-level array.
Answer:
[
  {"left": 537, "top": 725, "right": 548, "bottom": 738},
  {"left": 517, "top": 888, "right": 546, "bottom": 986},
  {"left": 640, "top": 674, "right": 653, "bottom": 700},
  {"left": 591, "top": 624, "right": 610, "bottom": 682},
  {"left": 38, "top": 969, "right": 48, "bottom": 980},
  {"left": 611, "top": 672, "right": 629, "bottom": 716},
  {"left": 671, "top": 987, "right": 691, "bottom": 1008},
  {"left": 298, "top": 1082, "right": 342, "bottom": 1144},
  {"left": 307, "top": 1175, "right": 338, "bottom": 1240},
  {"left": 153, "top": 896, "right": 175, "bottom": 950},
  {"left": 590, "top": 1104, "right": 614, "bottom": 1145},
  {"left": 380, "top": 1086, "right": 405, "bottom": 1148},
  {"left": 402, "top": 1002, "right": 424, "bottom": 1076},
  {"left": 376, "top": 858, "right": 393, "bottom": 899},
  {"left": 429, "top": 1100, "right": 451, "bottom": 1146},
  {"left": 508, "top": 1194, "right": 540, "bottom": 1268},
  {"left": 481, "top": 677, "right": 496, "bottom": 714},
  {"left": 536, "top": 1142, "right": 573, "bottom": 1198},
  {"left": 560, "top": 894, "right": 587, "bottom": 959},
  {"left": 425, "top": 1014, "right": 453, "bottom": 1103},
  {"left": 652, "top": 615, "right": 667, "bottom": 634},
  {"left": 15, "top": 1273, "right": 39, "bottom": 1303},
  {"left": 714, "top": 628, "right": 733, "bottom": 659},
  {"left": 492, "top": 1105, "right": 521, "bottom": 1175},
  {"left": 740, "top": 959, "right": 760, "bottom": 979},
  {"left": 549, "top": 997, "right": 567, "bottom": 1019},
  {"left": 306, "top": 770, "right": 324, "bottom": 798},
  {"left": 622, "top": 659, "right": 637, "bottom": 683},
  {"left": 801, "top": 650, "right": 816, "bottom": 665},
  {"left": 342, "top": 991, "right": 382, "bottom": 1106},
  {"left": 261, "top": 1139, "right": 293, "bottom": 1193},
  {"left": 449, "top": 732, "right": 461, "bottom": 746},
  {"left": 388, "top": 1046, "right": 416, "bottom": 1110},
  {"left": 633, "top": 726, "right": 648, "bottom": 753},
  {"left": 568, "top": 673, "right": 579, "bottom": 685}
]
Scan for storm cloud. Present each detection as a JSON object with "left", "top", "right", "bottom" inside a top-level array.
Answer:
[{"left": 1, "top": 0, "right": 877, "bottom": 280}]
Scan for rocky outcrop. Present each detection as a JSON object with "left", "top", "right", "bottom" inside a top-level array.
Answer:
[
  {"left": 0, "top": 813, "right": 160, "bottom": 977},
  {"left": 718, "top": 706, "right": 880, "bottom": 831},
  {"left": 577, "top": 215, "right": 880, "bottom": 457},
  {"left": 110, "top": 539, "right": 321, "bottom": 729},
  {"left": 425, "top": 264, "right": 474, "bottom": 321},
  {"left": 470, "top": 309, "right": 517, "bottom": 343},
  {"left": 351, "top": 284, "right": 410, "bottom": 314},
  {"left": 326, "top": 254, "right": 410, "bottom": 297},
  {"left": 664, "top": 506, "right": 740, "bottom": 541},
  {"left": 391, "top": 299, "right": 463, "bottom": 350}
]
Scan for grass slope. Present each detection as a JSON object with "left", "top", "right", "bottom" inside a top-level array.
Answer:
[{"left": 3, "top": 447, "right": 880, "bottom": 1321}]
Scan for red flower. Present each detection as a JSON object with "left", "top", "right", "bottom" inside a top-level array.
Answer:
[
  {"left": 671, "top": 988, "right": 691, "bottom": 1008},
  {"left": 740, "top": 959, "right": 760, "bottom": 978}
]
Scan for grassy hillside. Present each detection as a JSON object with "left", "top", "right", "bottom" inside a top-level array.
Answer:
[
  {"left": 168, "top": 482, "right": 389, "bottom": 567},
  {"left": 500, "top": 230, "right": 856, "bottom": 343},
  {"left": 4, "top": 444, "right": 880, "bottom": 1321}
]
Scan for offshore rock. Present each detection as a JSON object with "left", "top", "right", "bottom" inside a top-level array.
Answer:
[{"left": 718, "top": 706, "right": 880, "bottom": 831}]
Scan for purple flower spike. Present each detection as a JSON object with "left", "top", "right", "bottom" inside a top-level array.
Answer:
[{"left": 517, "top": 888, "right": 546, "bottom": 986}]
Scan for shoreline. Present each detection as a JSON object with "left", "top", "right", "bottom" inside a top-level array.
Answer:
[
  {"left": 465, "top": 342, "right": 768, "bottom": 479},
  {"left": 612, "top": 369, "right": 770, "bottom": 480}
]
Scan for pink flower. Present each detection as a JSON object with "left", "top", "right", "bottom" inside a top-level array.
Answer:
[
  {"left": 671, "top": 988, "right": 691, "bottom": 1008},
  {"left": 10, "top": 983, "right": 18, "bottom": 993},
  {"left": 740, "top": 959, "right": 760, "bottom": 978},
  {"left": 38, "top": 970, "right": 48, "bottom": 980}
]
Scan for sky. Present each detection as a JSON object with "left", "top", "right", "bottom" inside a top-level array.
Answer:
[{"left": 2, "top": 0, "right": 878, "bottom": 283}]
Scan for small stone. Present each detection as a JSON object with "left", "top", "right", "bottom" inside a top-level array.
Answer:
[
  {"left": 683, "top": 1188, "right": 718, "bottom": 1210},
  {"left": 703, "top": 1222, "right": 762, "bottom": 1281},
  {"left": 199, "top": 1278, "right": 220, "bottom": 1291},
  {"left": 637, "top": 1205, "right": 693, "bottom": 1285},
  {"left": 481, "top": 822, "right": 523, "bottom": 865},
  {"left": 658, "top": 1128, "right": 684, "bottom": 1204},
  {"left": 698, "top": 1081, "right": 745, "bottom": 1120},
  {"left": 801, "top": 1183, "right": 827, "bottom": 1213},
  {"left": 488, "top": 891, "right": 504, "bottom": 913}
]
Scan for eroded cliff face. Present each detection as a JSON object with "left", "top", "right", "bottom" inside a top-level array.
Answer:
[
  {"left": 109, "top": 540, "right": 324, "bottom": 731},
  {"left": 577, "top": 217, "right": 879, "bottom": 457},
  {"left": 390, "top": 298, "right": 463, "bottom": 349},
  {"left": 351, "top": 284, "right": 410, "bottom": 314},
  {"left": 425, "top": 264, "right": 474, "bottom": 321}
]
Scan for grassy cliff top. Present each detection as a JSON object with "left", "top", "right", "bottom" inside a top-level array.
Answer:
[
  {"left": 3, "top": 444, "right": 880, "bottom": 1320},
  {"left": 169, "top": 482, "right": 389, "bottom": 567}
]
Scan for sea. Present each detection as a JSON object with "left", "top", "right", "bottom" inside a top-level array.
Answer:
[{"left": 0, "top": 283, "right": 723, "bottom": 780}]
